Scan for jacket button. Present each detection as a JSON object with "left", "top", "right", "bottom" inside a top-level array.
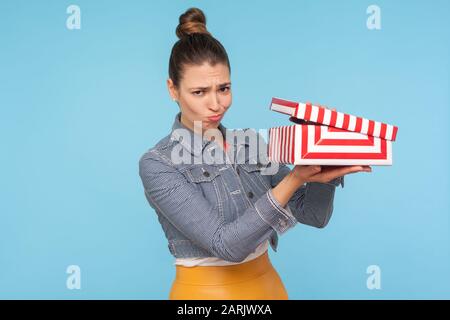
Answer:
[
  {"left": 203, "top": 171, "right": 210, "bottom": 177},
  {"left": 247, "top": 191, "right": 254, "bottom": 199}
]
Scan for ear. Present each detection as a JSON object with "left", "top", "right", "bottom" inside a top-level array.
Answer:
[{"left": 167, "top": 78, "right": 179, "bottom": 102}]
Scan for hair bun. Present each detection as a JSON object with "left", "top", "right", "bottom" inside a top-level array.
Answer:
[{"left": 176, "top": 7, "right": 211, "bottom": 39}]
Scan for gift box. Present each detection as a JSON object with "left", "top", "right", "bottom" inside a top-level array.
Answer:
[{"left": 268, "top": 98, "right": 399, "bottom": 165}]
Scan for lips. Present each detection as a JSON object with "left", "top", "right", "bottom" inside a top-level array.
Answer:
[{"left": 208, "top": 114, "right": 223, "bottom": 122}]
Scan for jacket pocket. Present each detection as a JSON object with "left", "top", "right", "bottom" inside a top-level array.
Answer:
[
  {"left": 184, "top": 165, "right": 225, "bottom": 219},
  {"left": 185, "top": 165, "right": 221, "bottom": 183}
]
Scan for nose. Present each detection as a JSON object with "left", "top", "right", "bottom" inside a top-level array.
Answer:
[{"left": 208, "top": 93, "right": 221, "bottom": 112}]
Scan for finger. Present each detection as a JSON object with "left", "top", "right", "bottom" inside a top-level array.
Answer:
[
  {"left": 318, "top": 105, "right": 336, "bottom": 111},
  {"left": 305, "top": 165, "right": 322, "bottom": 175},
  {"left": 322, "top": 165, "right": 369, "bottom": 173},
  {"left": 343, "top": 166, "right": 372, "bottom": 174},
  {"left": 321, "top": 166, "right": 368, "bottom": 180},
  {"left": 343, "top": 165, "right": 367, "bottom": 173}
]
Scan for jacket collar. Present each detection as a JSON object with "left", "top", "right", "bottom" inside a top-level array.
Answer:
[{"left": 170, "top": 112, "right": 248, "bottom": 157}]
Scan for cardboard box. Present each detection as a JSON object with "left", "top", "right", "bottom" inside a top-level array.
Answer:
[{"left": 268, "top": 98, "right": 398, "bottom": 165}]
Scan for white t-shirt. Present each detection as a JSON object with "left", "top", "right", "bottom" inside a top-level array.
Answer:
[{"left": 174, "top": 239, "right": 269, "bottom": 267}]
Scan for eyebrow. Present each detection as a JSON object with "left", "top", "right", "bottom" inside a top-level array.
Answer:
[{"left": 189, "top": 82, "right": 231, "bottom": 90}]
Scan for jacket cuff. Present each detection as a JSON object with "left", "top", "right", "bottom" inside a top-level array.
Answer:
[
  {"left": 254, "top": 189, "right": 298, "bottom": 234},
  {"left": 326, "top": 176, "right": 345, "bottom": 188}
]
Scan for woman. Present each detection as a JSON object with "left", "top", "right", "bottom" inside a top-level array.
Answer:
[{"left": 139, "top": 7, "right": 371, "bottom": 300}]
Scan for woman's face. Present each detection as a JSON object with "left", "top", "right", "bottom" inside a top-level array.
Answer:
[{"left": 167, "top": 62, "right": 232, "bottom": 133}]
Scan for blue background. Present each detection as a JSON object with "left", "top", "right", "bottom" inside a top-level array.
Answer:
[{"left": 1, "top": 0, "right": 449, "bottom": 299}]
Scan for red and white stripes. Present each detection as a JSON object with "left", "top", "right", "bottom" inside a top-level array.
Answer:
[
  {"left": 270, "top": 97, "right": 398, "bottom": 142},
  {"left": 268, "top": 123, "right": 393, "bottom": 165},
  {"left": 268, "top": 125, "right": 296, "bottom": 164}
]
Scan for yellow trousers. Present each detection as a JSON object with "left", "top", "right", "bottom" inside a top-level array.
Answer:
[{"left": 169, "top": 251, "right": 289, "bottom": 300}]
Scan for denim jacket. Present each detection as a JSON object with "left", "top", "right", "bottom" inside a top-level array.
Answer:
[{"left": 138, "top": 112, "right": 344, "bottom": 263}]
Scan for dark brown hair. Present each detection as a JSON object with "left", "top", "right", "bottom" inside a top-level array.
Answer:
[{"left": 168, "top": 8, "right": 231, "bottom": 88}]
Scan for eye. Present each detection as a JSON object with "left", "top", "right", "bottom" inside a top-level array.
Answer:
[
  {"left": 192, "top": 90, "right": 203, "bottom": 96},
  {"left": 219, "top": 86, "right": 230, "bottom": 93}
]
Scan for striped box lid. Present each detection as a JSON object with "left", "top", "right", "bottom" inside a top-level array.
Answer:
[{"left": 270, "top": 97, "right": 398, "bottom": 141}]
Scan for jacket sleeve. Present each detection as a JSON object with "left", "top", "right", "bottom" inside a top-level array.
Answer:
[
  {"left": 139, "top": 151, "right": 298, "bottom": 263},
  {"left": 270, "top": 163, "right": 344, "bottom": 228}
]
